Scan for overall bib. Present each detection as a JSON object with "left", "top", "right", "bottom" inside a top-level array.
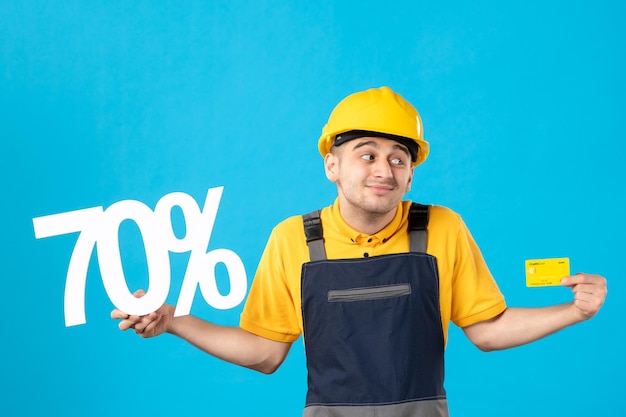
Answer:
[{"left": 300, "top": 204, "right": 448, "bottom": 417}]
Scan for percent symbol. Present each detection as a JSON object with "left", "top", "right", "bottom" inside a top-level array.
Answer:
[{"left": 32, "top": 187, "right": 248, "bottom": 326}]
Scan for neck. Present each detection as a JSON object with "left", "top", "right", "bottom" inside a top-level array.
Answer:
[{"left": 338, "top": 201, "right": 398, "bottom": 235}]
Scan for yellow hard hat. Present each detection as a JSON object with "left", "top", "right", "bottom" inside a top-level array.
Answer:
[{"left": 318, "top": 86, "right": 430, "bottom": 167}]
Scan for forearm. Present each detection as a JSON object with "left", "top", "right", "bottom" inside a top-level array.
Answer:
[
  {"left": 463, "top": 273, "right": 607, "bottom": 351},
  {"left": 463, "top": 302, "right": 582, "bottom": 351},
  {"left": 168, "top": 315, "right": 291, "bottom": 374}
]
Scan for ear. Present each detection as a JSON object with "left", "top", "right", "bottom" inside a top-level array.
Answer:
[{"left": 324, "top": 153, "right": 339, "bottom": 183}]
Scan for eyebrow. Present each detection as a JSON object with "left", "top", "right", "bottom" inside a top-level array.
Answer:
[{"left": 351, "top": 140, "right": 411, "bottom": 158}]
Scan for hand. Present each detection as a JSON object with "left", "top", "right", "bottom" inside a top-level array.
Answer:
[
  {"left": 561, "top": 273, "right": 607, "bottom": 321},
  {"left": 110, "top": 289, "right": 175, "bottom": 338}
]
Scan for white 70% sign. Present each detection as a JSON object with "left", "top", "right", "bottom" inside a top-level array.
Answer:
[{"left": 32, "top": 187, "right": 247, "bottom": 327}]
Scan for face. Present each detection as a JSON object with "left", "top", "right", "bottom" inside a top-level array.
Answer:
[{"left": 325, "top": 136, "right": 414, "bottom": 219}]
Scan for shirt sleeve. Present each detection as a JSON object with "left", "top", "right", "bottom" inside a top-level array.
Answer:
[
  {"left": 239, "top": 217, "right": 306, "bottom": 343},
  {"left": 450, "top": 216, "right": 507, "bottom": 328}
]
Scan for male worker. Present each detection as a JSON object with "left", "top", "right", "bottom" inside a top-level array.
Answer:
[{"left": 112, "top": 86, "right": 607, "bottom": 417}]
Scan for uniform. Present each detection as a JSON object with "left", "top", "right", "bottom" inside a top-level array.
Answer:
[{"left": 240, "top": 199, "right": 507, "bottom": 416}]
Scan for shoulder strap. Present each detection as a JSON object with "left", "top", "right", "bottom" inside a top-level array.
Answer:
[
  {"left": 408, "top": 203, "right": 430, "bottom": 253},
  {"left": 304, "top": 204, "right": 429, "bottom": 260},
  {"left": 303, "top": 209, "right": 327, "bottom": 261}
]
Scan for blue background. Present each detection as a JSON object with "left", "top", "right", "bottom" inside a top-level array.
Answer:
[{"left": 2, "top": 1, "right": 624, "bottom": 416}]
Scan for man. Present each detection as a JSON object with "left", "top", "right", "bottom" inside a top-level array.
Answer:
[{"left": 112, "top": 86, "right": 607, "bottom": 417}]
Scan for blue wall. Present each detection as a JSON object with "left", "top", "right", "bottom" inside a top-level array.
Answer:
[{"left": 2, "top": 1, "right": 624, "bottom": 416}]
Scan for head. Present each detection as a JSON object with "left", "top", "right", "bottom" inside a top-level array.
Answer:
[{"left": 318, "top": 87, "right": 429, "bottom": 220}]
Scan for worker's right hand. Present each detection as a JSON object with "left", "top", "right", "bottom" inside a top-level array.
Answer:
[{"left": 110, "top": 289, "right": 174, "bottom": 338}]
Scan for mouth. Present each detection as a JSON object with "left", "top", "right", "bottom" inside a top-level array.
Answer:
[{"left": 366, "top": 183, "right": 396, "bottom": 195}]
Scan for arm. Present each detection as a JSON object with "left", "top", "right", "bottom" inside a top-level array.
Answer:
[
  {"left": 111, "top": 291, "right": 292, "bottom": 374},
  {"left": 463, "top": 273, "right": 607, "bottom": 352}
]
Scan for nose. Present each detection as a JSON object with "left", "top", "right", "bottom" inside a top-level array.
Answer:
[{"left": 371, "top": 158, "right": 393, "bottom": 178}]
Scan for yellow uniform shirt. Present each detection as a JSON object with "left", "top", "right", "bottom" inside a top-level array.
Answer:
[{"left": 240, "top": 200, "right": 507, "bottom": 345}]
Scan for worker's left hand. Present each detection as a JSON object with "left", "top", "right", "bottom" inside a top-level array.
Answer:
[{"left": 561, "top": 273, "right": 607, "bottom": 321}]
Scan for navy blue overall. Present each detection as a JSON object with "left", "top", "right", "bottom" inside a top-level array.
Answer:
[{"left": 300, "top": 204, "right": 448, "bottom": 417}]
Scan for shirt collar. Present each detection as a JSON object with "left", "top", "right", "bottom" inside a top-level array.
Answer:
[{"left": 327, "top": 198, "right": 406, "bottom": 244}]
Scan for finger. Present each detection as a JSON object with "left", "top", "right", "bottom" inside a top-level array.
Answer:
[
  {"left": 110, "top": 309, "right": 129, "bottom": 320},
  {"left": 133, "top": 319, "right": 148, "bottom": 334},
  {"left": 569, "top": 278, "right": 607, "bottom": 298},
  {"left": 118, "top": 317, "right": 138, "bottom": 331},
  {"left": 573, "top": 284, "right": 607, "bottom": 304},
  {"left": 573, "top": 292, "right": 604, "bottom": 318},
  {"left": 561, "top": 273, "right": 605, "bottom": 287},
  {"left": 133, "top": 289, "right": 147, "bottom": 298},
  {"left": 571, "top": 283, "right": 600, "bottom": 296},
  {"left": 131, "top": 312, "right": 158, "bottom": 334},
  {"left": 119, "top": 313, "right": 146, "bottom": 330},
  {"left": 142, "top": 313, "right": 162, "bottom": 335}
]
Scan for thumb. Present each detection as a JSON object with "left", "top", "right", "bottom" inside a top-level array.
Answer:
[{"left": 132, "top": 289, "right": 147, "bottom": 298}]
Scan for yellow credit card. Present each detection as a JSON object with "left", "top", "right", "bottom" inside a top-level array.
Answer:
[{"left": 525, "top": 257, "right": 570, "bottom": 287}]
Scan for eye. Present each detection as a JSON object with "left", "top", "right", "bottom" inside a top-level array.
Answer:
[
  {"left": 360, "top": 154, "right": 375, "bottom": 161},
  {"left": 390, "top": 157, "right": 405, "bottom": 166}
]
